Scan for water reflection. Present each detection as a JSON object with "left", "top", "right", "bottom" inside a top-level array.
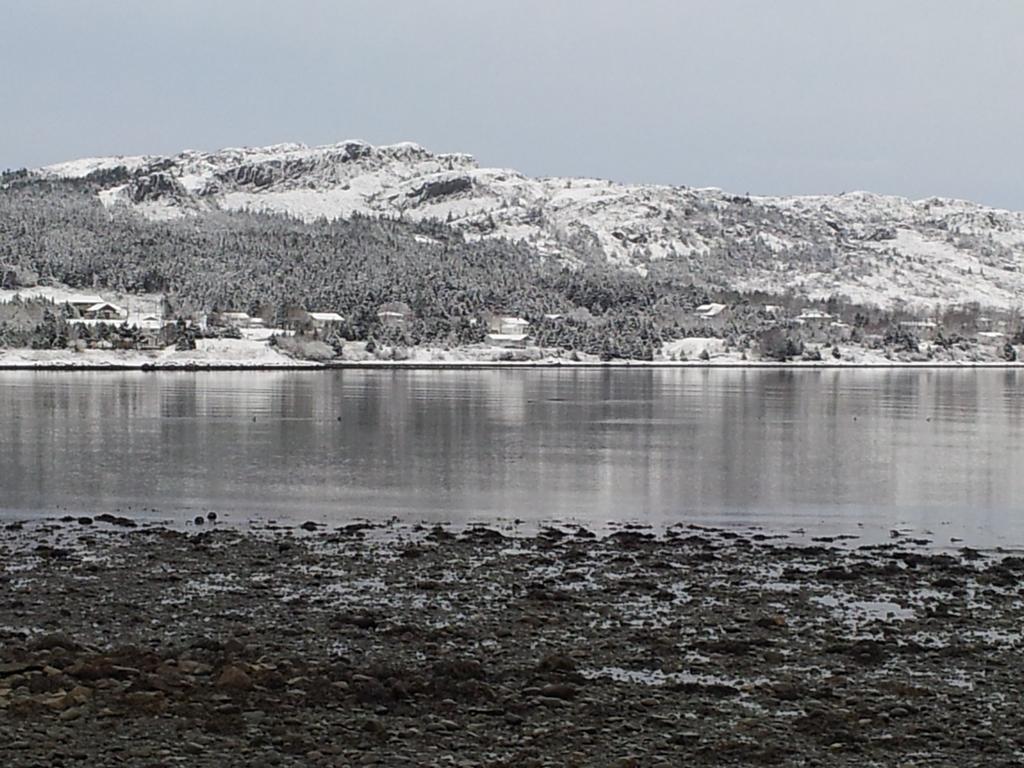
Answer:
[{"left": 0, "top": 369, "right": 1021, "bottom": 545}]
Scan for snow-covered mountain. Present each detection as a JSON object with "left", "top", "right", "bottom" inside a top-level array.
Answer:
[{"left": 38, "top": 140, "right": 1024, "bottom": 310}]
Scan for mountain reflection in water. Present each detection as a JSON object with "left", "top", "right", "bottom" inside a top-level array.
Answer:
[{"left": 1, "top": 368, "right": 1021, "bottom": 547}]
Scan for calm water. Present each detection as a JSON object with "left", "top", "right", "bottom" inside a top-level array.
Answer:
[{"left": 1, "top": 369, "right": 1022, "bottom": 546}]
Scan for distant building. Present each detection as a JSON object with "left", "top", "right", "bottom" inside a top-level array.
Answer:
[
  {"left": 487, "top": 315, "right": 530, "bottom": 335},
  {"left": 486, "top": 332, "right": 529, "bottom": 348},
  {"left": 829, "top": 321, "right": 853, "bottom": 341},
  {"left": 695, "top": 303, "right": 728, "bottom": 319},
  {"left": 795, "top": 309, "right": 834, "bottom": 323},
  {"left": 694, "top": 303, "right": 730, "bottom": 330},
  {"left": 377, "top": 302, "right": 413, "bottom": 330},
  {"left": 899, "top": 320, "right": 938, "bottom": 341},
  {"left": 485, "top": 314, "right": 530, "bottom": 348},
  {"left": 219, "top": 311, "right": 253, "bottom": 328},
  {"left": 138, "top": 314, "right": 166, "bottom": 331},
  {"left": 308, "top": 311, "right": 344, "bottom": 330},
  {"left": 65, "top": 295, "right": 106, "bottom": 316},
  {"left": 82, "top": 301, "right": 127, "bottom": 321},
  {"left": 794, "top": 310, "right": 835, "bottom": 342}
]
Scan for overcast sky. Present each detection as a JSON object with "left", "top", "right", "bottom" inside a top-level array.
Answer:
[{"left": 2, "top": 0, "right": 1022, "bottom": 208}]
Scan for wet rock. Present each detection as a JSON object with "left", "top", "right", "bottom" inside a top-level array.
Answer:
[
  {"left": 825, "top": 638, "right": 888, "bottom": 664},
  {"left": 695, "top": 638, "right": 765, "bottom": 656},
  {"left": 669, "top": 681, "right": 740, "bottom": 697},
  {"left": 29, "top": 633, "right": 83, "bottom": 653},
  {"left": 425, "top": 524, "right": 455, "bottom": 541},
  {"left": 2, "top": 521, "right": 1022, "bottom": 766},
  {"left": 95, "top": 513, "right": 137, "bottom": 528},
  {"left": 177, "top": 659, "right": 213, "bottom": 676},
  {"left": 538, "top": 683, "right": 577, "bottom": 700},
  {"left": 819, "top": 566, "right": 858, "bottom": 581},
  {"left": 0, "top": 661, "right": 41, "bottom": 676},
  {"left": 216, "top": 665, "right": 254, "bottom": 691},
  {"left": 58, "top": 705, "right": 84, "bottom": 721},
  {"left": 67, "top": 658, "right": 115, "bottom": 681},
  {"left": 538, "top": 653, "right": 577, "bottom": 673}
]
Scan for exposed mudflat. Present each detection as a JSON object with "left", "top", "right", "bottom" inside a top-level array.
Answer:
[{"left": 1, "top": 519, "right": 1023, "bottom": 767}]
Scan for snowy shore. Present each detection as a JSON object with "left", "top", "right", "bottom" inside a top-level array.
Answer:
[{"left": 1, "top": 343, "right": 1021, "bottom": 371}]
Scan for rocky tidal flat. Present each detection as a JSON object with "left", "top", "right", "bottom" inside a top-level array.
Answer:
[{"left": 1, "top": 520, "right": 1023, "bottom": 767}]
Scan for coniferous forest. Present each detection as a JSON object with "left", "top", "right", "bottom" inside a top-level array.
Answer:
[
  {"left": 0, "top": 173, "right": 724, "bottom": 359},
  {"left": 3, "top": 172, "right": 1020, "bottom": 362}
]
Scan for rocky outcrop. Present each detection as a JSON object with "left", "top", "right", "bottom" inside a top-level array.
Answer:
[
  {"left": 36, "top": 140, "right": 1024, "bottom": 309},
  {"left": 127, "top": 172, "right": 187, "bottom": 204}
]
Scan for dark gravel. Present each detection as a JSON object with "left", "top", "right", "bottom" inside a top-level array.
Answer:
[{"left": 2, "top": 519, "right": 1023, "bottom": 767}]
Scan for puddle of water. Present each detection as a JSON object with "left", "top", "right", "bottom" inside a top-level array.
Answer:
[
  {"left": 812, "top": 594, "right": 915, "bottom": 622},
  {"left": 581, "top": 666, "right": 762, "bottom": 690}
]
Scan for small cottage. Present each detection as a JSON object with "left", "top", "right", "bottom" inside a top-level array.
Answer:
[
  {"left": 487, "top": 315, "right": 530, "bottom": 335},
  {"left": 484, "top": 315, "right": 530, "bottom": 348},
  {"left": 219, "top": 311, "right": 253, "bottom": 328},
  {"left": 377, "top": 302, "right": 413, "bottom": 330},
  {"left": 82, "top": 301, "right": 127, "bottom": 321},
  {"left": 695, "top": 303, "right": 730, "bottom": 330},
  {"left": 138, "top": 314, "right": 166, "bottom": 331},
  {"left": 829, "top": 321, "right": 853, "bottom": 341},
  {"left": 64, "top": 295, "right": 107, "bottom": 317},
  {"left": 486, "top": 332, "right": 529, "bottom": 349},
  {"left": 308, "top": 311, "right": 344, "bottom": 330},
  {"left": 794, "top": 309, "right": 834, "bottom": 341}
]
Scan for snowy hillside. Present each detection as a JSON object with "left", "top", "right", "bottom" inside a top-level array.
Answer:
[{"left": 37, "top": 140, "right": 1024, "bottom": 310}]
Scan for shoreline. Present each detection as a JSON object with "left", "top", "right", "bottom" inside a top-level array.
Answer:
[
  {"left": 2, "top": 358, "right": 1022, "bottom": 372},
  {"left": 2, "top": 519, "right": 1023, "bottom": 766}
]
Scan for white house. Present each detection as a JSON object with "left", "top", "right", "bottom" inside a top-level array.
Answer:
[
  {"left": 485, "top": 315, "right": 530, "bottom": 348},
  {"left": 138, "top": 314, "right": 167, "bottom": 331},
  {"left": 488, "top": 315, "right": 530, "bottom": 335},
  {"left": 829, "top": 321, "right": 853, "bottom": 341},
  {"left": 308, "top": 311, "right": 344, "bottom": 330},
  {"left": 694, "top": 303, "right": 730, "bottom": 330},
  {"left": 219, "top": 311, "right": 253, "bottom": 328},
  {"left": 377, "top": 302, "right": 413, "bottom": 330},
  {"left": 82, "top": 301, "right": 127, "bottom": 321},
  {"left": 65, "top": 295, "right": 106, "bottom": 315},
  {"left": 486, "top": 332, "right": 529, "bottom": 348},
  {"left": 696, "top": 303, "right": 728, "bottom": 319},
  {"left": 794, "top": 310, "right": 835, "bottom": 342}
]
